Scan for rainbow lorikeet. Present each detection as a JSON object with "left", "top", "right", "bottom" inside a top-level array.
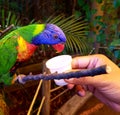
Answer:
[{"left": 0, "top": 24, "right": 66, "bottom": 85}]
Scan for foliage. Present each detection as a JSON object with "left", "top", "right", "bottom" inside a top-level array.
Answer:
[
  {"left": 0, "top": 9, "right": 22, "bottom": 29},
  {"left": 113, "top": 0, "right": 120, "bottom": 9},
  {"left": 76, "top": 0, "right": 120, "bottom": 60},
  {"left": 77, "top": 0, "right": 91, "bottom": 21},
  {"left": 109, "top": 39, "right": 120, "bottom": 59},
  {"left": 0, "top": 0, "right": 32, "bottom": 18}
]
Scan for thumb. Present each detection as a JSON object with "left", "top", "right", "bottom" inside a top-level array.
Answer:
[{"left": 65, "top": 74, "right": 106, "bottom": 86}]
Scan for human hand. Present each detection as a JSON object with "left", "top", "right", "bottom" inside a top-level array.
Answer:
[{"left": 65, "top": 54, "right": 120, "bottom": 112}]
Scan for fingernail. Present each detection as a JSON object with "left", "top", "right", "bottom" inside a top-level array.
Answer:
[{"left": 77, "top": 91, "right": 85, "bottom": 97}]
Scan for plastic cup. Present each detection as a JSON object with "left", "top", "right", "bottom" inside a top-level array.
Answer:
[{"left": 46, "top": 55, "right": 72, "bottom": 86}]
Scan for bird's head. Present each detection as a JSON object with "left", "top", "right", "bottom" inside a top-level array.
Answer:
[{"left": 32, "top": 24, "right": 66, "bottom": 53}]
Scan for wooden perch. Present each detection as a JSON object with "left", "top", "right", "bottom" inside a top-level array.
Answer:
[{"left": 16, "top": 65, "right": 110, "bottom": 84}]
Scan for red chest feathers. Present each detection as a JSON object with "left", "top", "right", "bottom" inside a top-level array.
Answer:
[{"left": 16, "top": 36, "right": 37, "bottom": 62}]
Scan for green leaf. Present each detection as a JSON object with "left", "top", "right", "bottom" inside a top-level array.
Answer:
[
  {"left": 77, "top": 0, "right": 85, "bottom": 6},
  {"left": 113, "top": 0, "right": 120, "bottom": 8},
  {"left": 95, "top": 16, "right": 102, "bottom": 21},
  {"left": 96, "top": 0, "right": 103, "bottom": 4}
]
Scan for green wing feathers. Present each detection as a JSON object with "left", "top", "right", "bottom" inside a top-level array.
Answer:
[
  {"left": 0, "top": 24, "right": 45, "bottom": 85},
  {"left": 0, "top": 37, "right": 17, "bottom": 84},
  {"left": 14, "top": 24, "right": 45, "bottom": 42}
]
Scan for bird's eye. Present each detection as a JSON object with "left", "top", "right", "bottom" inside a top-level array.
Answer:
[{"left": 53, "top": 34, "right": 58, "bottom": 39}]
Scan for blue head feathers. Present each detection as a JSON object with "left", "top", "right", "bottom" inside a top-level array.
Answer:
[{"left": 32, "top": 24, "right": 66, "bottom": 45}]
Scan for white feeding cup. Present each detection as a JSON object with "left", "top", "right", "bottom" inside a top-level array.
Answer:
[{"left": 46, "top": 55, "right": 72, "bottom": 86}]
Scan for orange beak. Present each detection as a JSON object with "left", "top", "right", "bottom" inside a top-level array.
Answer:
[{"left": 52, "top": 43, "right": 65, "bottom": 53}]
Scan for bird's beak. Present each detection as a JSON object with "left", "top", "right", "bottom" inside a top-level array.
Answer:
[{"left": 52, "top": 43, "right": 65, "bottom": 53}]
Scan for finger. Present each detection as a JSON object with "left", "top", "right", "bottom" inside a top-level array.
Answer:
[
  {"left": 65, "top": 74, "right": 106, "bottom": 86},
  {"left": 65, "top": 77, "right": 94, "bottom": 85},
  {"left": 75, "top": 85, "right": 86, "bottom": 97},
  {"left": 67, "top": 83, "right": 86, "bottom": 97},
  {"left": 72, "top": 56, "right": 91, "bottom": 69},
  {"left": 67, "top": 83, "right": 74, "bottom": 89},
  {"left": 72, "top": 54, "right": 114, "bottom": 69}
]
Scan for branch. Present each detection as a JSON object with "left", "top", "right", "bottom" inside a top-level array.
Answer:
[
  {"left": 0, "top": 24, "right": 14, "bottom": 37},
  {"left": 16, "top": 65, "right": 110, "bottom": 84}
]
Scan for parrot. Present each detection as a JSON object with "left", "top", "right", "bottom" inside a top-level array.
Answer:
[{"left": 0, "top": 24, "right": 66, "bottom": 85}]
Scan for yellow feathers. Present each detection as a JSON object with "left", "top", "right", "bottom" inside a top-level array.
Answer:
[
  {"left": 17, "top": 36, "right": 27, "bottom": 53},
  {"left": 33, "top": 24, "right": 45, "bottom": 35},
  {"left": 17, "top": 36, "right": 37, "bottom": 61}
]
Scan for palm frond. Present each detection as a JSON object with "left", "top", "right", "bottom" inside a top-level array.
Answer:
[
  {"left": 47, "top": 15, "right": 90, "bottom": 55},
  {"left": 0, "top": 9, "right": 22, "bottom": 29}
]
